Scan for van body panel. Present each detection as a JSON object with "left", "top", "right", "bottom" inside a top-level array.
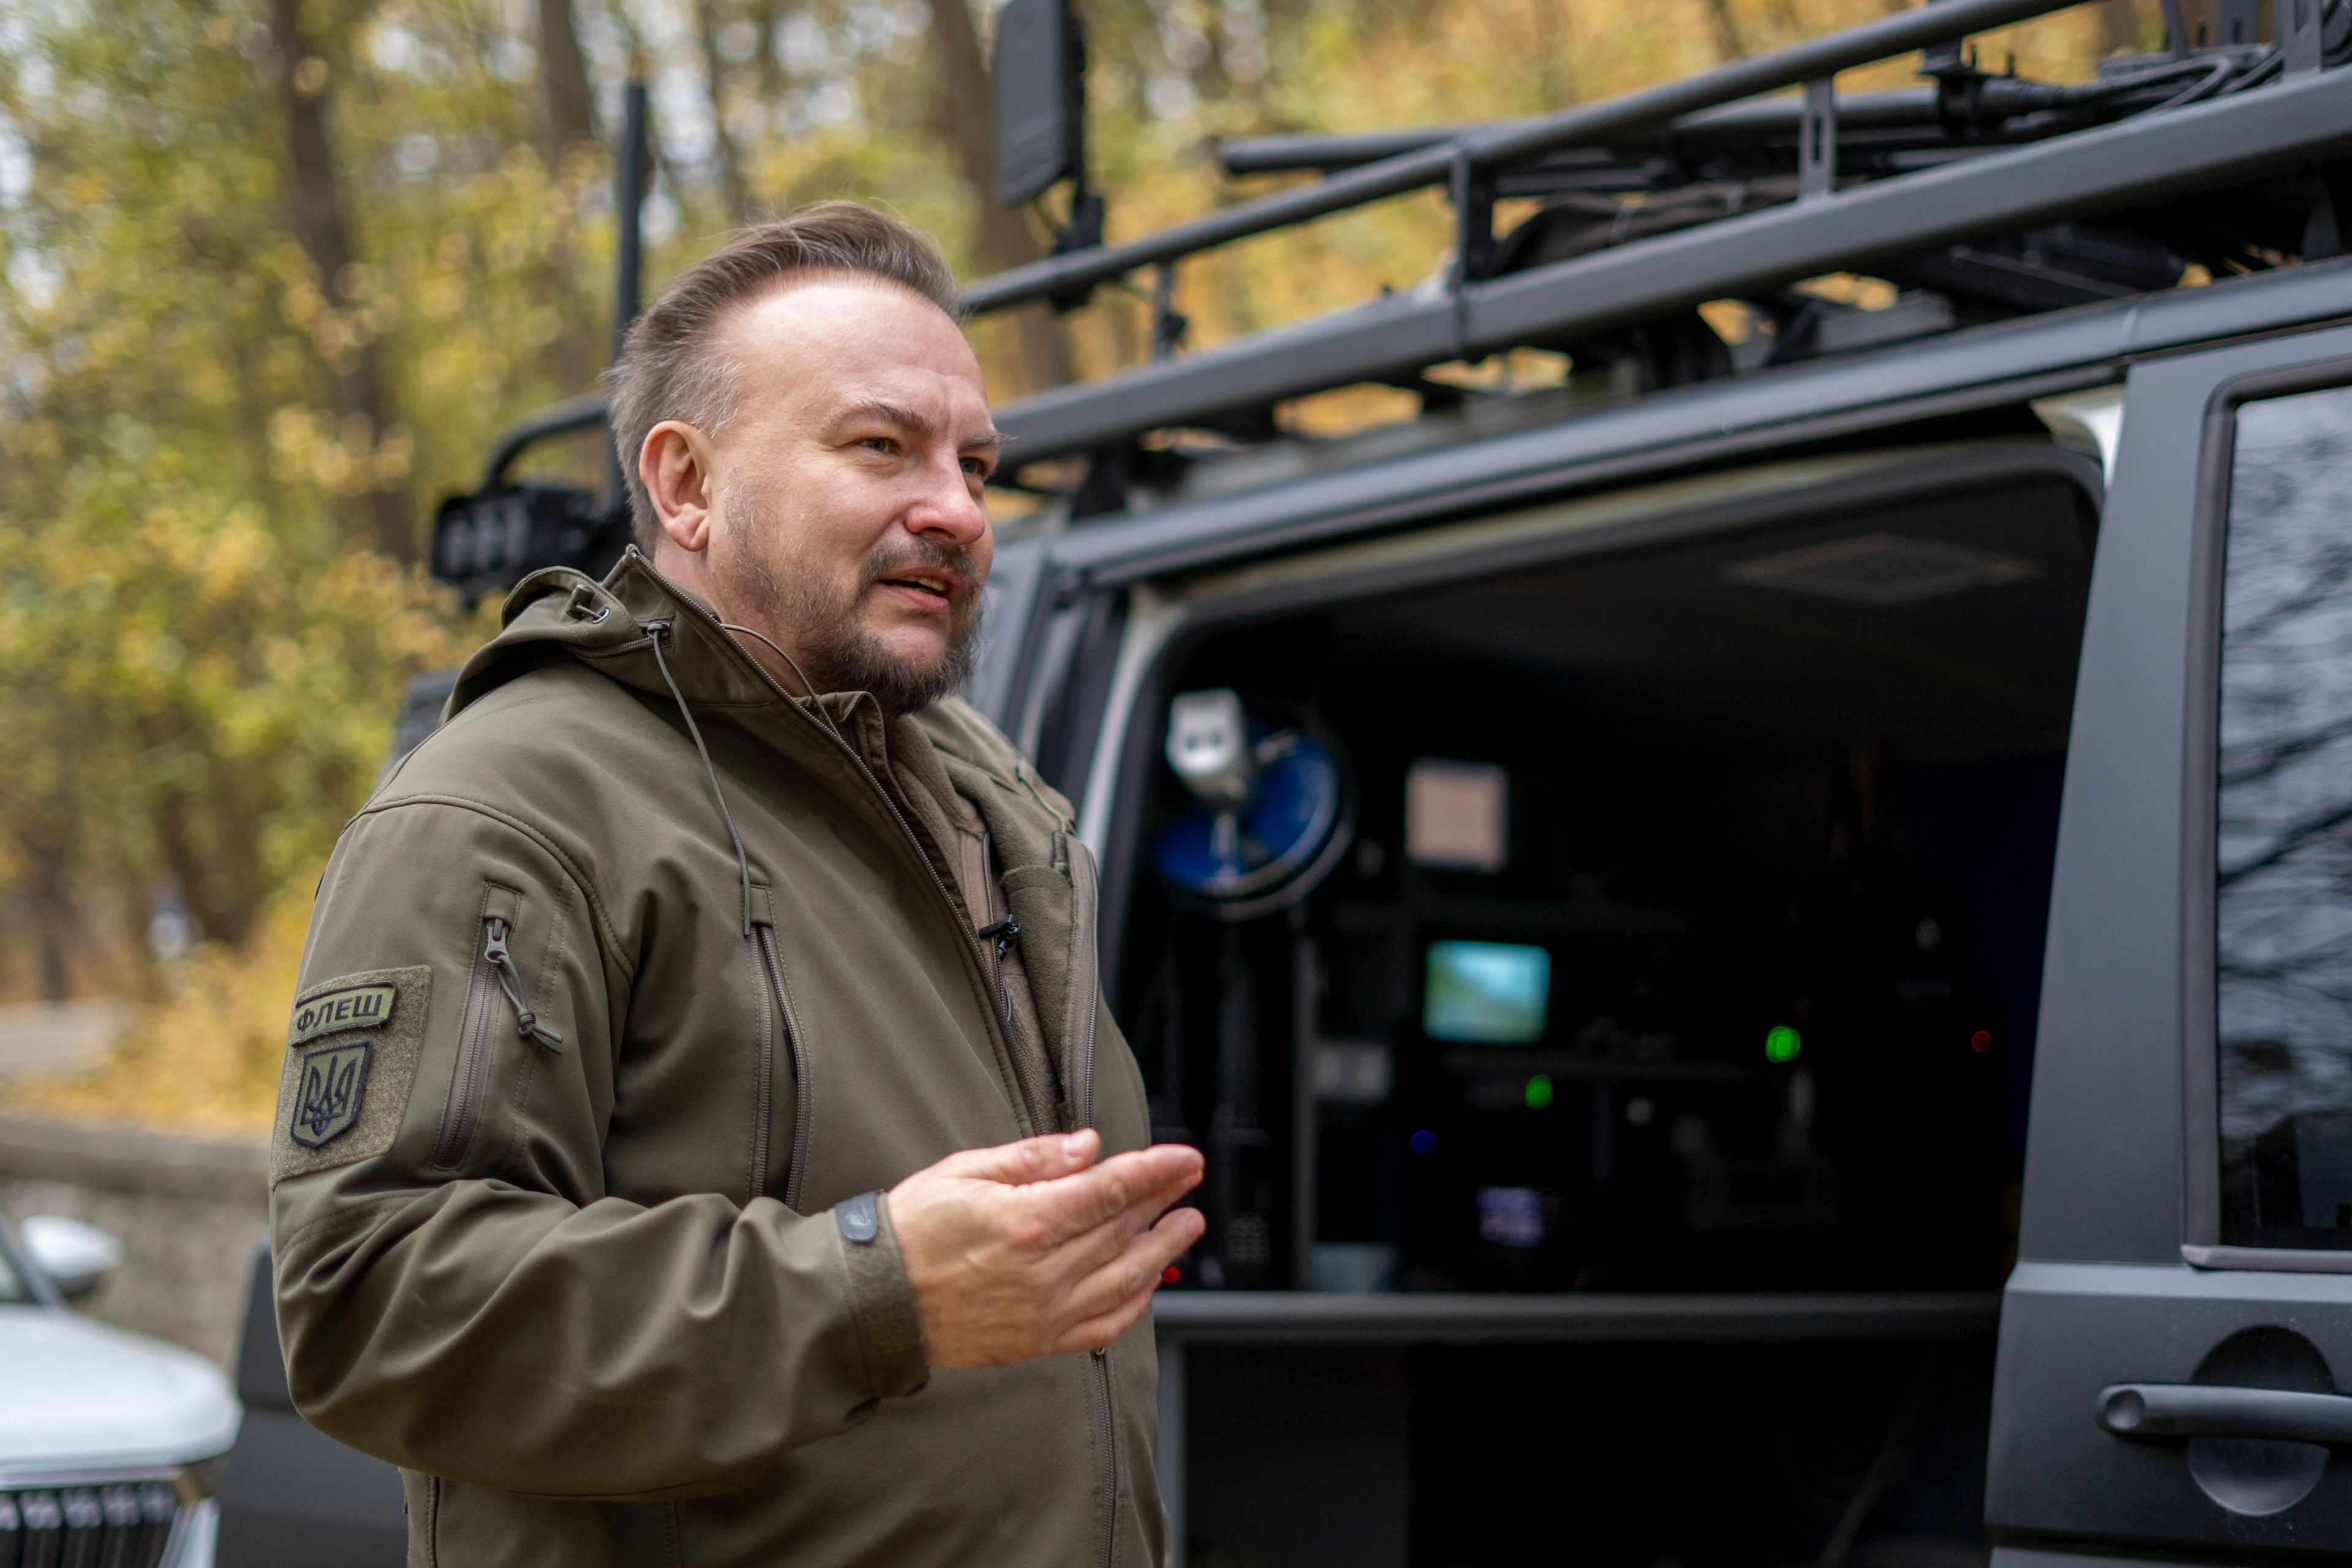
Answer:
[{"left": 1989, "top": 323, "right": 2352, "bottom": 1552}]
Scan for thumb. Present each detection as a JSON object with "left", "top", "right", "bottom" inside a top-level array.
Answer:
[{"left": 925, "top": 1129, "right": 1099, "bottom": 1187}]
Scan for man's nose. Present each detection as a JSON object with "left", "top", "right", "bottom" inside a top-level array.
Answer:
[{"left": 907, "top": 451, "right": 990, "bottom": 546}]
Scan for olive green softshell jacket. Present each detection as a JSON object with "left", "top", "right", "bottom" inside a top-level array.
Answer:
[{"left": 268, "top": 552, "right": 1165, "bottom": 1568}]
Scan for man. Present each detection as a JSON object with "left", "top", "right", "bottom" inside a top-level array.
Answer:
[{"left": 270, "top": 202, "right": 1205, "bottom": 1567}]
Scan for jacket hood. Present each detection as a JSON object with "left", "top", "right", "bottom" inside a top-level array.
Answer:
[
  {"left": 443, "top": 548, "right": 901, "bottom": 767},
  {"left": 453, "top": 548, "right": 792, "bottom": 718},
  {"left": 435, "top": 547, "right": 995, "bottom": 941}
]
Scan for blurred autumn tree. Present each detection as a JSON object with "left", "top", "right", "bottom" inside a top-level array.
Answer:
[{"left": 0, "top": 0, "right": 2144, "bottom": 1128}]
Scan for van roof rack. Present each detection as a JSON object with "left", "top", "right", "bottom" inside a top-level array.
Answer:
[{"left": 969, "top": 0, "right": 2351, "bottom": 488}]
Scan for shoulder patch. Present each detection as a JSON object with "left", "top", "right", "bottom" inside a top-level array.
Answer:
[
  {"left": 289, "top": 1040, "right": 371, "bottom": 1147},
  {"left": 288, "top": 982, "right": 398, "bottom": 1046},
  {"left": 272, "top": 966, "right": 432, "bottom": 1186}
]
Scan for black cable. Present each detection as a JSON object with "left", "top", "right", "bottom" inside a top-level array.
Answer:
[
  {"left": 717, "top": 619, "right": 844, "bottom": 743},
  {"left": 648, "top": 620, "right": 757, "bottom": 938},
  {"left": 2145, "top": 52, "right": 2238, "bottom": 111}
]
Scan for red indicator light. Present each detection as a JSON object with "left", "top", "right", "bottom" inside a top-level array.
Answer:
[
  {"left": 1163, "top": 1265, "right": 1181, "bottom": 1284},
  {"left": 1970, "top": 1030, "right": 1992, "bottom": 1053}
]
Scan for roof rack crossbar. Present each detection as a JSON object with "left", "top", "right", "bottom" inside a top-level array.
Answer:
[
  {"left": 482, "top": 391, "right": 609, "bottom": 489},
  {"left": 991, "top": 67, "right": 2352, "bottom": 462},
  {"left": 1216, "top": 89, "right": 1943, "bottom": 178},
  {"left": 959, "top": 0, "right": 2086, "bottom": 316}
]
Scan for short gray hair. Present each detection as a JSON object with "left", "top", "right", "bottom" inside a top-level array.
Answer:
[{"left": 605, "top": 202, "right": 964, "bottom": 548}]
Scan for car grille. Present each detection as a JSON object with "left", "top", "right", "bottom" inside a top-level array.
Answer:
[{"left": 0, "top": 1482, "right": 182, "bottom": 1568}]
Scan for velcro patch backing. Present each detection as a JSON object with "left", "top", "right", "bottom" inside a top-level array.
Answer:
[{"left": 272, "top": 966, "right": 432, "bottom": 1186}]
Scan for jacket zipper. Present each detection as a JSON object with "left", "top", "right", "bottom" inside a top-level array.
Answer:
[
  {"left": 753, "top": 924, "right": 812, "bottom": 1210},
  {"left": 643, "top": 575, "right": 1116, "bottom": 1557},
  {"left": 745, "top": 927, "right": 774, "bottom": 1205},
  {"left": 1090, "top": 1344, "right": 1117, "bottom": 1568},
  {"left": 841, "top": 745, "right": 1036, "bottom": 1120},
  {"left": 1066, "top": 835, "right": 1114, "bottom": 1568},
  {"left": 432, "top": 918, "right": 502, "bottom": 1168},
  {"left": 654, "top": 589, "right": 1041, "bottom": 1134},
  {"left": 976, "top": 916, "right": 1021, "bottom": 1025},
  {"left": 432, "top": 915, "right": 562, "bottom": 1167},
  {"left": 1067, "top": 840, "right": 1102, "bottom": 1131},
  {"left": 486, "top": 918, "right": 564, "bottom": 1050}
]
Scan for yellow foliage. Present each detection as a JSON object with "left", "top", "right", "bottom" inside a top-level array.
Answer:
[{"left": 1, "top": 888, "right": 313, "bottom": 1138}]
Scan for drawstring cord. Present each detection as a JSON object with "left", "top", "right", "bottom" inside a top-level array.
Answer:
[
  {"left": 717, "top": 620, "right": 845, "bottom": 745},
  {"left": 647, "top": 620, "right": 756, "bottom": 938}
]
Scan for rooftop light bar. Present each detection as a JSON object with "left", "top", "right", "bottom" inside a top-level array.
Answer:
[{"left": 957, "top": 0, "right": 2087, "bottom": 317}]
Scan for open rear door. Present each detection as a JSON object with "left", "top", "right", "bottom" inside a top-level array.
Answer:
[{"left": 1988, "top": 322, "right": 2352, "bottom": 1557}]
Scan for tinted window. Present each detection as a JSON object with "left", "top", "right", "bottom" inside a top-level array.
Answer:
[{"left": 2218, "top": 382, "right": 2352, "bottom": 1248}]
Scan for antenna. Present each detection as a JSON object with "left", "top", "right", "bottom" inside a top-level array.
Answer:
[
  {"left": 612, "top": 78, "right": 649, "bottom": 360},
  {"left": 609, "top": 77, "right": 649, "bottom": 503}
]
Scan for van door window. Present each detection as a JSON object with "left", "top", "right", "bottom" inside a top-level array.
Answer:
[{"left": 2217, "top": 382, "right": 2352, "bottom": 1250}]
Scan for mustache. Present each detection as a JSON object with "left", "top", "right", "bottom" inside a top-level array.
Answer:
[{"left": 861, "top": 538, "right": 982, "bottom": 599}]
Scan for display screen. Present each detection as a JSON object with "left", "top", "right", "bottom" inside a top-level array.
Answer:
[{"left": 1424, "top": 940, "right": 1550, "bottom": 1043}]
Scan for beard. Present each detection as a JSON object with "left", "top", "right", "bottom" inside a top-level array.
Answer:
[{"left": 715, "top": 500, "right": 986, "bottom": 719}]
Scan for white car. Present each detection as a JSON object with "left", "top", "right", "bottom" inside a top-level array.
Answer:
[{"left": 0, "top": 1214, "right": 238, "bottom": 1567}]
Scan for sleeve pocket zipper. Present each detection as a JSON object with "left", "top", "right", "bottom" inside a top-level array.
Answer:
[
  {"left": 751, "top": 919, "right": 810, "bottom": 1212},
  {"left": 432, "top": 905, "right": 560, "bottom": 1169}
]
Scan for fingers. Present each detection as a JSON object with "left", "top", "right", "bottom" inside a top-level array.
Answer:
[
  {"left": 1029, "top": 1163, "right": 1202, "bottom": 1281},
  {"left": 1023, "top": 1143, "right": 1204, "bottom": 1246},
  {"left": 923, "top": 1129, "right": 1099, "bottom": 1187},
  {"left": 1048, "top": 1207, "right": 1206, "bottom": 1354}
]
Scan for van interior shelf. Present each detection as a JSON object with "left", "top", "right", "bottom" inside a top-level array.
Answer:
[{"left": 1152, "top": 1289, "right": 2002, "bottom": 1344}]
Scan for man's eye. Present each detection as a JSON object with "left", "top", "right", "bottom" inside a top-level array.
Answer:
[
  {"left": 859, "top": 436, "right": 897, "bottom": 456},
  {"left": 962, "top": 456, "right": 992, "bottom": 478}
]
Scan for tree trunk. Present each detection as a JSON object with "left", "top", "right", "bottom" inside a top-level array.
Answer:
[
  {"left": 533, "top": 0, "right": 601, "bottom": 398},
  {"left": 266, "top": 0, "right": 415, "bottom": 562},
  {"left": 926, "top": 0, "right": 1069, "bottom": 394},
  {"left": 692, "top": 0, "right": 756, "bottom": 222},
  {"left": 2098, "top": 0, "right": 2149, "bottom": 52},
  {"left": 1701, "top": 0, "right": 1747, "bottom": 60},
  {"left": 28, "top": 839, "right": 75, "bottom": 1001},
  {"left": 537, "top": 0, "right": 600, "bottom": 159},
  {"left": 600, "top": 0, "right": 696, "bottom": 209}
]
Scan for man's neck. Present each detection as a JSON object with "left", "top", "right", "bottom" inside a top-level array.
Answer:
[
  {"left": 650, "top": 538, "right": 819, "bottom": 699},
  {"left": 723, "top": 619, "right": 820, "bottom": 700}
]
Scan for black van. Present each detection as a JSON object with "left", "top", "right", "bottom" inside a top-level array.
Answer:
[{"left": 221, "top": 1, "right": 2352, "bottom": 1561}]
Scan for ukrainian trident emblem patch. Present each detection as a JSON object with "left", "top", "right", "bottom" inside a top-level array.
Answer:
[
  {"left": 291, "top": 1040, "right": 372, "bottom": 1148},
  {"left": 273, "top": 966, "right": 429, "bottom": 1185}
]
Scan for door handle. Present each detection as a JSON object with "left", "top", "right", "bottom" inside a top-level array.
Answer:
[{"left": 2098, "top": 1383, "right": 2352, "bottom": 1445}]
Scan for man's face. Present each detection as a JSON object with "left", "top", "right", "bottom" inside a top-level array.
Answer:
[{"left": 665, "top": 276, "right": 1000, "bottom": 715}]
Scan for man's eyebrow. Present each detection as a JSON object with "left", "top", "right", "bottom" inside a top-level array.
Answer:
[
  {"left": 832, "top": 398, "right": 937, "bottom": 439},
  {"left": 833, "top": 398, "right": 1004, "bottom": 453}
]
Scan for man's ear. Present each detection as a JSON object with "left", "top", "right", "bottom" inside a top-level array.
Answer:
[{"left": 641, "top": 421, "right": 716, "bottom": 555}]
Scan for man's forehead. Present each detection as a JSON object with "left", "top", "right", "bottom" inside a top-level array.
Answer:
[
  {"left": 716, "top": 279, "right": 990, "bottom": 438},
  {"left": 725, "top": 277, "right": 978, "bottom": 379}
]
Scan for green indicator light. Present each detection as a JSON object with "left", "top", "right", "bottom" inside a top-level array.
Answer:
[
  {"left": 1765, "top": 1025, "right": 1801, "bottom": 1064},
  {"left": 1525, "top": 1074, "right": 1554, "bottom": 1110}
]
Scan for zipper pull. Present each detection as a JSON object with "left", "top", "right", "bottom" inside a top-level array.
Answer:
[
  {"left": 977, "top": 916, "right": 1022, "bottom": 959},
  {"left": 976, "top": 917, "right": 1022, "bottom": 1022},
  {"left": 484, "top": 918, "right": 565, "bottom": 1050}
]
